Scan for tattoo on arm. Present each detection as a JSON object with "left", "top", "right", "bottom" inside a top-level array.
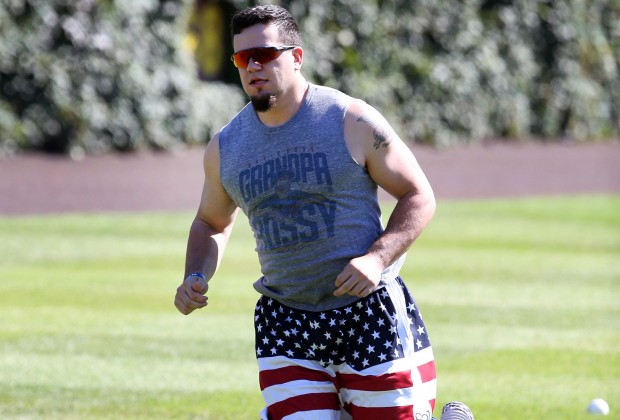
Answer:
[{"left": 357, "top": 115, "right": 392, "bottom": 149}]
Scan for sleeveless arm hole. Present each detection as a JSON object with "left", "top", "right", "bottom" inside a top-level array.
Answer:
[{"left": 343, "top": 99, "right": 369, "bottom": 171}]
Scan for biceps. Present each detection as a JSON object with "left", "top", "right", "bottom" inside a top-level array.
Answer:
[
  {"left": 196, "top": 177, "right": 238, "bottom": 233},
  {"left": 367, "top": 140, "right": 430, "bottom": 199}
]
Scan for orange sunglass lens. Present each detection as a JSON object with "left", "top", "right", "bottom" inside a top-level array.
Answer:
[{"left": 232, "top": 48, "right": 280, "bottom": 69}]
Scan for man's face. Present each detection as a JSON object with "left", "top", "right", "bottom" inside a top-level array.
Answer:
[{"left": 233, "top": 24, "right": 299, "bottom": 112}]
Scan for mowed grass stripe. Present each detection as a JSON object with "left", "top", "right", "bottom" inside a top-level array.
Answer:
[{"left": 0, "top": 195, "right": 618, "bottom": 419}]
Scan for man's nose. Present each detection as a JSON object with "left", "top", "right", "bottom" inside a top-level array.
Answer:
[{"left": 246, "top": 57, "right": 262, "bottom": 71}]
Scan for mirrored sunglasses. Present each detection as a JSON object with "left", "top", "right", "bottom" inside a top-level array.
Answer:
[{"left": 231, "top": 45, "right": 296, "bottom": 69}]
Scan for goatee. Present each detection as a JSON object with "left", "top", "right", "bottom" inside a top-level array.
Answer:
[{"left": 251, "top": 93, "right": 277, "bottom": 113}]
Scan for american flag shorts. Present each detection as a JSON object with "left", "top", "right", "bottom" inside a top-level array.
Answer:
[{"left": 254, "top": 276, "right": 437, "bottom": 420}]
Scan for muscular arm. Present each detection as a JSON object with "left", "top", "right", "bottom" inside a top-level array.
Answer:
[
  {"left": 334, "top": 102, "right": 435, "bottom": 297},
  {"left": 175, "top": 133, "right": 239, "bottom": 314}
]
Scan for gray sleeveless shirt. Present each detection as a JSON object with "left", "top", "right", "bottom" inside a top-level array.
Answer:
[{"left": 219, "top": 84, "right": 404, "bottom": 311}]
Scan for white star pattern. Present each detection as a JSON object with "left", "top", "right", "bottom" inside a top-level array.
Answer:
[{"left": 253, "top": 282, "right": 431, "bottom": 372}]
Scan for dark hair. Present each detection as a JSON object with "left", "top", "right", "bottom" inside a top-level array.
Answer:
[{"left": 231, "top": 5, "right": 302, "bottom": 46}]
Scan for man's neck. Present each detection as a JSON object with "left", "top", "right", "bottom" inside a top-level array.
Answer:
[{"left": 256, "top": 78, "right": 309, "bottom": 127}]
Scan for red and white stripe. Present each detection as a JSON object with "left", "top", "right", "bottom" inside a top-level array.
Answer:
[
  {"left": 338, "top": 347, "right": 436, "bottom": 418},
  {"left": 258, "top": 357, "right": 340, "bottom": 419},
  {"left": 258, "top": 346, "right": 436, "bottom": 419}
]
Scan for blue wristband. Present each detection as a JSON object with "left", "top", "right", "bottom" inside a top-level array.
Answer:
[{"left": 186, "top": 272, "right": 206, "bottom": 280}]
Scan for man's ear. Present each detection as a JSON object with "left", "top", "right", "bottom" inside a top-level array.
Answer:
[{"left": 293, "top": 47, "right": 303, "bottom": 70}]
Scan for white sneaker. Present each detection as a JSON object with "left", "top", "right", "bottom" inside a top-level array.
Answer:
[{"left": 440, "top": 401, "right": 474, "bottom": 420}]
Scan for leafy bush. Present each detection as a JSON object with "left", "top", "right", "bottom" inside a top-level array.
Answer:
[
  {"left": 0, "top": 0, "right": 244, "bottom": 156},
  {"left": 1, "top": 0, "right": 618, "bottom": 155},
  {"left": 285, "top": 0, "right": 620, "bottom": 146}
]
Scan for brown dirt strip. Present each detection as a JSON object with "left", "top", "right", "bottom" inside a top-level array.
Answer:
[{"left": 0, "top": 141, "right": 618, "bottom": 216}]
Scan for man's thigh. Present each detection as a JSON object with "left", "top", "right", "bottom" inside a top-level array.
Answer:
[{"left": 258, "top": 356, "right": 342, "bottom": 420}]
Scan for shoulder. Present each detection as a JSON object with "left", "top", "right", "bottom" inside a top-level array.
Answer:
[
  {"left": 203, "top": 132, "right": 222, "bottom": 174},
  {"left": 220, "top": 102, "right": 254, "bottom": 137},
  {"left": 345, "top": 101, "right": 389, "bottom": 129},
  {"left": 345, "top": 101, "right": 397, "bottom": 152},
  {"left": 310, "top": 84, "right": 357, "bottom": 109}
]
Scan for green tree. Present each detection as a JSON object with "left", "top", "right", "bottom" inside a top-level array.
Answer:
[
  {"left": 0, "top": 0, "right": 244, "bottom": 156},
  {"left": 2, "top": 0, "right": 618, "bottom": 154},
  {"left": 285, "top": 0, "right": 620, "bottom": 145}
]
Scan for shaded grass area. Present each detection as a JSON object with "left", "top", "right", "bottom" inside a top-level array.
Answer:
[{"left": 1, "top": 196, "right": 618, "bottom": 419}]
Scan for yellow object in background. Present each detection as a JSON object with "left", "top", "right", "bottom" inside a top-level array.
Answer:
[{"left": 186, "top": 0, "right": 238, "bottom": 84}]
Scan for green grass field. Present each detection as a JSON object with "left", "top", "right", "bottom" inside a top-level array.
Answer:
[{"left": 1, "top": 195, "right": 618, "bottom": 419}]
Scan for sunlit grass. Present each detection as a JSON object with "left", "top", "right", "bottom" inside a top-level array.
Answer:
[{"left": 1, "top": 196, "right": 618, "bottom": 419}]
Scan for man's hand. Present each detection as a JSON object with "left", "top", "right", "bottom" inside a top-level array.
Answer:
[
  {"left": 333, "top": 254, "right": 383, "bottom": 298},
  {"left": 174, "top": 275, "right": 209, "bottom": 315}
]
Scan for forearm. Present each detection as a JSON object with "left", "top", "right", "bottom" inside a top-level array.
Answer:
[
  {"left": 184, "top": 217, "right": 233, "bottom": 280},
  {"left": 367, "top": 189, "right": 436, "bottom": 268}
]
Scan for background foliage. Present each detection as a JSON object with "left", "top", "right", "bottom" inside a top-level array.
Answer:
[
  {"left": 1, "top": 0, "right": 619, "bottom": 155},
  {"left": 0, "top": 0, "right": 244, "bottom": 156},
  {"left": 286, "top": 0, "right": 620, "bottom": 145}
]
